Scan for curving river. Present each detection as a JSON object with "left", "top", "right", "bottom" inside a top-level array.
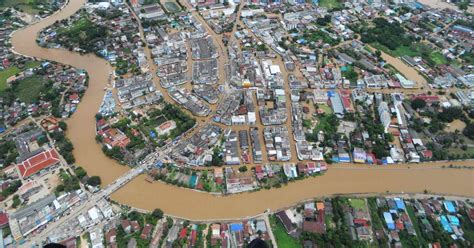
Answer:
[{"left": 10, "top": 0, "right": 474, "bottom": 220}]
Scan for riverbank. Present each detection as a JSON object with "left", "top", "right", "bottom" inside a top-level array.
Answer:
[{"left": 10, "top": 0, "right": 474, "bottom": 221}]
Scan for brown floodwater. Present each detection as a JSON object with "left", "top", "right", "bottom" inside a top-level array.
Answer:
[{"left": 10, "top": 0, "right": 474, "bottom": 220}]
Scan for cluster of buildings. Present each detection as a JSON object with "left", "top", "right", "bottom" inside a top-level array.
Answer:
[
  {"left": 115, "top": 74, "right": 162, "bottom": 110},
  {"left": 8, "top": 190, "right": 87, "bottom": 241},
  {"left": 276, "top": 196, "right": 474, "bottom": 247}
]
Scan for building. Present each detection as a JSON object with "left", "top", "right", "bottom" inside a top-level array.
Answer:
[{"left": 16, "top": 148, "right": 61, "bottom": 179}]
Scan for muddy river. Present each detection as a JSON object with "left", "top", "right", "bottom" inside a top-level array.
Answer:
[{"left": 10, "top": 0, "right": 474, "bottom": 220}]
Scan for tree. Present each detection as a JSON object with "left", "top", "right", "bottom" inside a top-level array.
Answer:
[
  {"left": 87, "top": 176, "right": 101, "bottom": 186},
  {"left": 12, "top": 195, "right": 21, "bottom": 208},
  {"left": 375, "top": 50, "right": 382, "bottom": 58},
  {"left": 58, "top": 121, "right": 67, "bottom": 131},
  {"left": 463, "top": 123, "right": 474, "bottom": 140},
  {"left": 152, "top": 208, "right": 164, "bottom": 219},
  {"left": 411, "top": 98, "right": 426, "bottom": 110},
  {"left": 238, "top": 166, "right": 247, "bottom": 172},
  {"left": 74, "top": 167, "right": 87, "bottom": 179}
]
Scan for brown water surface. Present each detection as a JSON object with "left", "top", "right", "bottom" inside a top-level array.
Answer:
[{"left": 10, "top": 0, "right": 474, "bottom": 220}]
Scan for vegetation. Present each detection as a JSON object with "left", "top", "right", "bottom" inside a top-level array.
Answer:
[
  {"left": 74, "top": 167, "right": 87, "bottom": 179},
  {"left": 1, "top": 180, "right": 22, "bottom": 198},
  {"left": 55, "top": 168, "right": 80, "bottom": 194},
  {"left": 306, "top": 113, "right": 339, "bottom": 143},
  {"left": 0, "top": 140, "right": 18, "bottom": 167},
  {"left": 50, "top": 131, "right": 75, "bottom": 164},
  {"left": 269, "top": 215, "right": 300, "bottom": 248},
  {"left": 11, "top": 194, "right": 21, "bottom": 208},
  {"left": 318, "top": 0, "right": 343, "bottom": 10},
  {"left": 301, "top": 197, "right": 366, "bottom": 247},
  {"left": 341, "top": 66, "right": 358, "bottom": 83},
  {"left": 86, "top": 176, "right": 101, "bottom": 186},
  {"left": 1, "top": 75, "right": 46, "bottom": 104},
  {"left": 361, "top": 18, "right": 414, "bottom": 51},
  {"left": 57, "top": 17, "right": 108, "bottom": 53},
  {"left": 149, "top": 104, "right": 196, "bottom": 141},
  {"left": 411, "top": 98, "right": 426, "bottom": 110}
]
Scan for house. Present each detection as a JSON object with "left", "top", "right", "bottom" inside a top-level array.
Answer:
[
  {"left": 0, "top": 212, "right": 8, "bottom": 228},
  {"left": 140, "top": 224, "right": 152, "bottom": 239},
  {"left": 40, "top": 117, "right": 60, "bottom": 132},
  {"left": 276, "top": 211, "right": 296, "bottom": 234},
  {"left": 16, "top": 148, "right": 61, "bottom": 179},
  {"left": 106, "top": 228, "right": 117, "bottom": 245},
  {"left": 303, "top": 221, "right": 325, "bottom": 234},
  {"left": 121, "top": 220, "right": 132, "bottom": 234},
  {"left": 131, "top": 220, "right": 141, "bottom": 232}
]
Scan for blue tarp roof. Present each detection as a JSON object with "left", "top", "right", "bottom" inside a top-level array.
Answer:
[
  {"left": 448, "top": 215, "right": 460, "bottom": 226},
  {"left": 230, "top": 223, "right": 243, "bottom": 232},
  {"left": 440, "top": 215, "right": 453, "bottom": 233},
  {"left": 444, "top": 201, "right": 456, "bottom": 213},
  {"left": 395, "top": 198, "right": 406, "bottom": 210}
]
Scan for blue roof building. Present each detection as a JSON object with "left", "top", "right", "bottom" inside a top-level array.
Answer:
[
  {"left": 440, "top": 215, "right": 453, "bottom": 233},
  {"left": 383, "top": 212, "right": 395, "bottom": 230},
  {"left": 394, "top": 198, "right": 406, "bottom": 211},
  {"left": 448, "top": 215, "right": 460, "bottom": 226},
  {"left": 230, "top": 223, "right": 243, "bottom": 232},
  {"left": 443, "top": 201, "right": 456, "bottom": 213}
]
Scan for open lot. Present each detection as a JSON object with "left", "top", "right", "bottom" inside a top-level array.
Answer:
[
  {"left": 13, "top": 75, "right": 46, "bottom": 103},
  {"left": 162, "top": 1, "right": 181, "bottom": 13},
  {"left": 270, "top": 215, "right": 300, "bottom": 248},
  {"left": 318, "top": 0, "right": 343, "bottom": 9},
  {"left": 0, "top": 0, "right": 49, "bottom": 14},
  {"left": 0, "top": 61, "right": 40, "bottom": 91}
]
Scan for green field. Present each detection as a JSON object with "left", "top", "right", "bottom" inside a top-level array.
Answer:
[
  {"left": 163, "top": 1, "right": 181, "bottom": 13},
  {"left": 318, "top": 0, "right": 343, "bottom": 9},
  {"left": 0, "top": 0, "right": 49, "bottom": 14},
  {"left": 430, "top": 52, "right": 448, "bottom": 65},
  {"left": 270, "top": 215, "right": 300, "bottom": 248},
  {"left": 374, "top": 42, "right": 448, "bottom": 66},
  {"left": 14, "top": 75, "right": 46, "bottom": 103},
  {"left": 0, "top": 67, "right": 21, "bottom": 91},
  {"left": 0, "top": 61, "right": 40, "bottom": 91},
  {"left": 349, "top": 198, "right": 366, "bottom": 210}
]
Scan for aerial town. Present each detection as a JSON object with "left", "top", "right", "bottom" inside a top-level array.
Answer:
[{"left": 0, "top": 0, "right": 473, "bottom": 247}]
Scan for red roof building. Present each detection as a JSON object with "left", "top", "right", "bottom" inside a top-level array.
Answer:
[
  {"left": 0, "top": 212, "right": 9, "bottom": 228},
  {"left": 140, "top": 224, "right": 152, "bottom": 240},
  {"left": 17, "top": 149, "right": 61, "bottom": 179}
]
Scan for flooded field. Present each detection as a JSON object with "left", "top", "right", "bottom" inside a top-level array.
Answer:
[
  {"left": 10, "top": 0, "right": 474, "bottom": 220},
  {"left": 418, "top": 0, "right": 474, "bottom": 14}
]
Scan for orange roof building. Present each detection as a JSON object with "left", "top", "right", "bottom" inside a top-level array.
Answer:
[{"left": 17, "top": 149, "right": 61, "bottom": 179}]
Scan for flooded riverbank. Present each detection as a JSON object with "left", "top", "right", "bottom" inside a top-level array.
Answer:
[{"left": 10, "top": 0, "right": 474, "bottom": 220}]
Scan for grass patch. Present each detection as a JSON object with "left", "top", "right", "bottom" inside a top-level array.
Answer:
[
  {"left": 163, "top": 1, "right": 181, "bottom": 13},
  {"left": 318, "top": 0, "right": 343, "bottom": 9},
  {"left": 317, "top": 104, "right": 333, "bottom": 114},
  {"left": 406, "top": 204, "right": 428, "bottom": 247},
  {"left": 13, "top": 75, "right": 46, "bottom": 103},
  {"left": 430, "top": 52, "right": 448, "bottom": 65},
  {"left": 0, "top": 61, "right": 40, "bottom": 91},
  {"left": 0, "top": 67, "right": 21, "bottom": 91},
  {"left": 270, "top": 215, "right": 300, "bottom": 248},
  {"left": 349, "top": 198, "right": 366, "bottom": 210},
  {"left": 0, "top": 0, "right": 50, "bottom": 14}
]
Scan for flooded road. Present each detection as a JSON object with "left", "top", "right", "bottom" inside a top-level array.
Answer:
[
  {"left": 368, "top": 45, "right": 428, "bottom": 89},
  {"left": 10, "top": 0, "right": 474, "bottom": 220}
]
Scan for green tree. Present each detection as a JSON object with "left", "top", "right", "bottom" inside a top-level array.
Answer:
[
  {"left": 411, "top": 98, "right": 426, "bottom": 110},
  {"left": 152, "top": 208, "right": 164, "bottom": 219},
  {"left": 87, "top": 176, "right": 101, "bottom": 186},
  {"left": 58, "top": 121, "right": 67, "bottom": 131}
]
